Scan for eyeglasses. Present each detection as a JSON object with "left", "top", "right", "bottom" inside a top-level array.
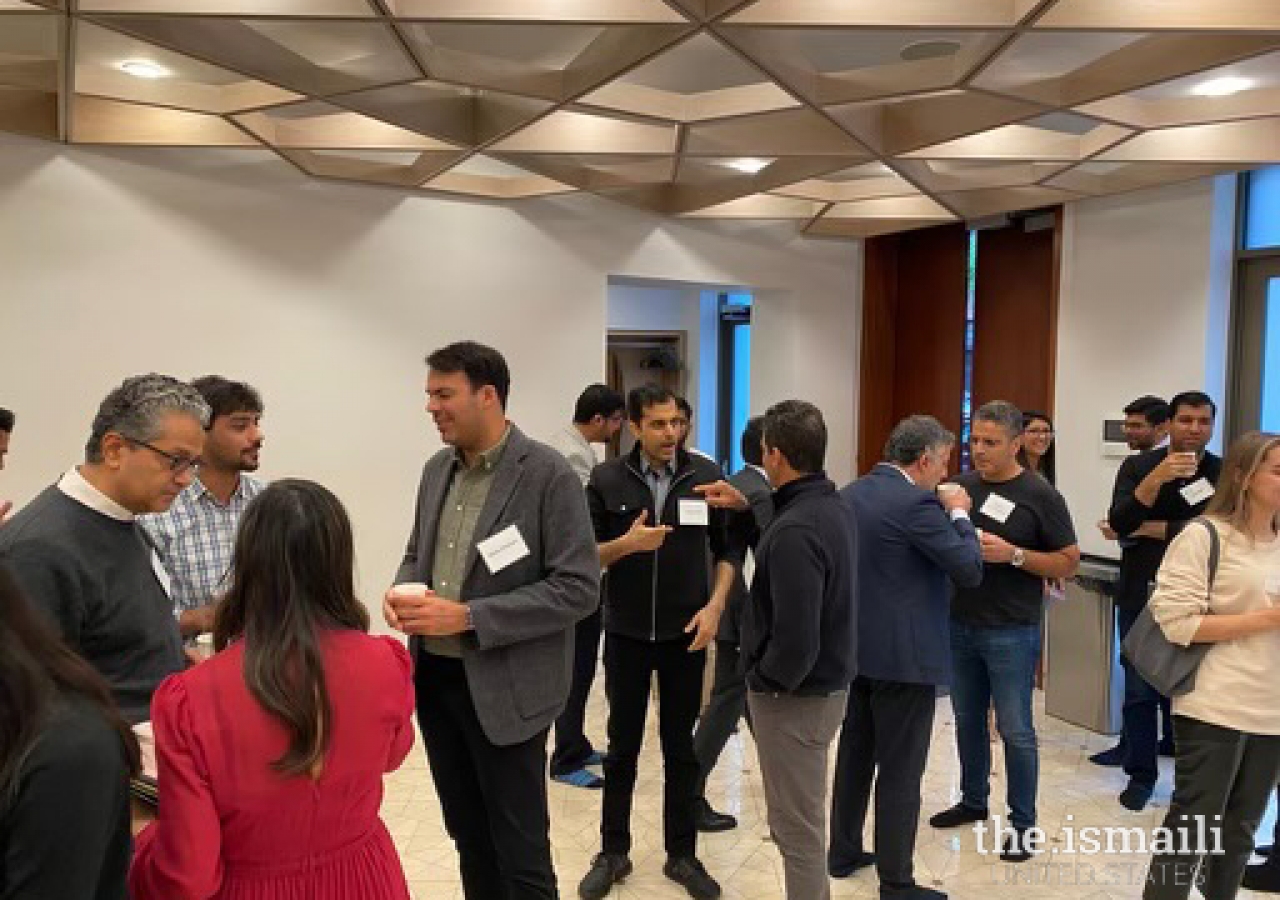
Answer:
[{"left": 124, "top": 436, "right": 202, "bottom": 474}]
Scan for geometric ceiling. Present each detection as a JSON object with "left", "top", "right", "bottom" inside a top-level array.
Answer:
[{"left": 4, "top": 2, "right": 1279, "bottom": 239}]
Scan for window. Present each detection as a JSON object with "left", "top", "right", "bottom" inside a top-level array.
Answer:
[
  {"left": 1228, "top": 167, "right": 1280, "bottom": 437},
  {"left": 1244, "top": 166, "right": 1280, "bottom": 251}
]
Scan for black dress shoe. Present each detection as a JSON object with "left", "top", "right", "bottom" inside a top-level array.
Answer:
[
  {"left": 695, "top": 797, "right": 737, "bottom": 833},
  {"left": 929, "top": 803, "right": 988, "bottom": 829},
  {"left": 1243, "top": 861, "right": 1280, "bottom": 893},
  {"left": 1000, "top": 828, "right": 1036, "bottom": 863},
  {"left": 664, "top": 856, "right": 721, "bottom": 900},
  {"left": 830, "top": 850, "right": 876, "bottom": 878},
  {"left": 1119, "top": 781, "right": 1153, "bottom": 812},
  {"left": 882, "top": 884, "right": 947, "bottom": 900},
  {"left": 1088, "top": 744, "right": 1125, "bottom": 767},
  {"left": 578, "top": 853, "right": 632, "bottom": 900}
]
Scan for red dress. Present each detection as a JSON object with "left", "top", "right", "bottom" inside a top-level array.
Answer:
[{"left": 129, "top": 631, "right": 415, "bottom": 900}]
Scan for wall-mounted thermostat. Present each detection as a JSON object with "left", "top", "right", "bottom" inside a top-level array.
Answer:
[{"left": 1101, "top": 419, "right": 1131, "bottom": 458}]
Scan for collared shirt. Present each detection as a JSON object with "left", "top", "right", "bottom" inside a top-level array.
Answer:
[
  {"left": 883, "top": 463, "right": 970, "bottom": 522},
  {"left": 547, "top": 423, "right": 597, "bottom": 487},
  {"left": 641, "top": 455, "right": 675, "bottom": 518},
  {"left": 139, "top": 474, "right": 264, "bottom": 614},
  {"left": 58, "top": 467, "right": 134, "bottom": 521},
  {"left": 427, "top": 426, "right": 511, "bottom": 658}
]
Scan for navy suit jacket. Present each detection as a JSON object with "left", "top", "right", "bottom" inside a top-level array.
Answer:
[{"left": 840, "top": 464, "right": 983, "bottom": 686}]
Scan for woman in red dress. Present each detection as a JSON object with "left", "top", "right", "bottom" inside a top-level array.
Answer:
[{"left": 130, "top": 479, "right": 415, "bottom": 900}]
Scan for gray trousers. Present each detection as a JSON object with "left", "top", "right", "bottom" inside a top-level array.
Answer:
[
  {"left": 1143, "top": 715, "right": 1280, "bottom": 900},
  {"left": 749, "top": 690, "right": 848, "bottom": 900}
]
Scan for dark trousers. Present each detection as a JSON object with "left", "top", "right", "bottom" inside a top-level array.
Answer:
[
  {"left": 551, "top": 606, "right": 603, "bottom": 776},
  {"left": 829, "top": 676, "right": 937, "bottom": 887},
  {"left": 1144, "top": 716, "right": 1280, "bottom": 900},
  {"left": 601, "top": 632, "right": 705, "bottom": 859},
  {"left": 1119, "top": 605, "right": 1172, "bottom": 788},
  {"left": 415, "top": 652, "right": 558, "bottom": 900},
  {"left": 693, "top": 639, "right": 751, "bottom": 799}
]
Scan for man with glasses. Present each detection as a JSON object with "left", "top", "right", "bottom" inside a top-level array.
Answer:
[
  {"left": 0, "top": 374, "right": 209, "bottom": 723},
  {"left": 546, "top": 383, "right": 626, "bottom": 789},
  {"left": 141, "top": 376, "right": 266, "bottom": 640}
]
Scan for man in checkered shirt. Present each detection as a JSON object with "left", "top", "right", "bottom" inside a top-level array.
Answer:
[{"left": 140, "top": 376, "right": 265, "bottom": 639}]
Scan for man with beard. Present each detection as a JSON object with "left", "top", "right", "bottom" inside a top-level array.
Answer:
[{"left": 141, "top": 376, "right": 265, "bottom": 639}]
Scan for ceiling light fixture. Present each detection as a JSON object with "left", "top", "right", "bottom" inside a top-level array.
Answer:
[
  {"left": 1192, "top": 76, "right": 1253, "bottom": 97},
  {"left": 725, "top": 157, "right": 771, "bottom": 174},
  {"left": 118, "top": 59, "right": 168, "bottom": 80}
]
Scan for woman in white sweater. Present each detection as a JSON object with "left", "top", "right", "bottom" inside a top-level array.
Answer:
[{"left": 1143, "top": 430, "right": 1280, "bottom": 900}]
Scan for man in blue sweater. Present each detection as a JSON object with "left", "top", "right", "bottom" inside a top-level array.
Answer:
[{"left": 0, "top": 374, "right": 209, "bottom": 722}]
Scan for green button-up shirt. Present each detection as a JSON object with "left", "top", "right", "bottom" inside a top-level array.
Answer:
[{"left": 425, "top": 426, "right": 511, "bottom": 658}]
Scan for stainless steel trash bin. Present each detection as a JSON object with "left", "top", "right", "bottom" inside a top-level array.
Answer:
[{"left": 1045, "top": 555, "right": 1123, "bottom": 734}]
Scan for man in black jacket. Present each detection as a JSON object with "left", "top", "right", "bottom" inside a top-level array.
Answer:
[
  {"left": 742, "top": 400, "right": 857, "bottom": 900},
  {"left": 579, "top": 384, "right": 737, "bottom": 900},
  {"left": 692, "top": 415, "right": 773, "bottom": 833},
  {"left": 1107, "top": 390, "right": 1221, "bottom": 811}
]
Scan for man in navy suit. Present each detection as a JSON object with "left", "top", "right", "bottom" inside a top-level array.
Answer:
[{"left": 829, "top": 416, "right": 983, "bottom": 900}]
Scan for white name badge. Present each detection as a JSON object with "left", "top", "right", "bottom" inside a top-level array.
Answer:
[
  {"left": 150, "top": 550, "right": 173, "bottom": 598},
  {"left": 477, "top": 524, "right": 530, "bottom": 575},
  {"left": 979, "top": 493, "right": 1016, "bottom": 524},
  {"left": 678, "top": 497, "right": 710, "bottom": 527},
  {"left": 1180, "top": 478, "right": 1215, "bottom": 506}
]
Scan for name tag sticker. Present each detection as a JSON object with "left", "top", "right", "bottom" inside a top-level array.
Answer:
[
  {"left": 678, "top": 497, "right": 710, "bottom": 527},
  {"left": 477, "top": 524, "right": 530, "bottom": 575},
  {"left": 979, "top": 493, "right": 1016, "bottom": 524},
  {"left": 1180, "top": 478, "right": 1215, "bottom": 506}
]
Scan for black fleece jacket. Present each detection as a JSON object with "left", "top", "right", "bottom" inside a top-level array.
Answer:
[{"left": 740, "top": 473, "right": 858, "bottom": 695}]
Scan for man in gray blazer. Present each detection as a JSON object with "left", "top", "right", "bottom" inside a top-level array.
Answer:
[{"left": 384, "top": 341, "right": 599, "bottom": 900}]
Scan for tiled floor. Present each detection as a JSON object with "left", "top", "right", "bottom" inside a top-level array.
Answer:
[{"left": 383, "top": 682, "right": 1277, "bottom": 900}]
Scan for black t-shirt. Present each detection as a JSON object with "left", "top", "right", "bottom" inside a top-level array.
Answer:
[{"left": 950, "top": 469, "right": 1077, "bottom": 627}]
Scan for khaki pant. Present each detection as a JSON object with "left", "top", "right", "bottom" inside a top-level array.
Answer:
[{"left": 749, "top": 690, "right": 848, "bottom": 900}]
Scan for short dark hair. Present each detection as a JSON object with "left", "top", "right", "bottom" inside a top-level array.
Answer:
[
  {"left": 426, "top": 341, "right": 511, "bottom": 408},
  {"left": 675, "top": 396, "right": 693, "bottom": 419},
  {"left": 573, "top": 384, "right": 625, "bottom": 423},
  {"left": 191, "top": 376, "right": 263, "bottom": 427},
  {"left": 628, "top": 384, "right": 676, "bottom": 424},
  {"left": 884, "top": 415, "right": 954, "bottom": 466},
  {"left": 1168, "top": 391, "right": 1216, "bottom": 419},
  {"left": 1124, "top": 395, "right": 1169, "bottom": 426},
  {"left": 973, "top": 400, "right": 1024, "bottom": 439},
  {"left": 740, "top": 416, "right": 765, "bottom": 467},
  {"left": 0, "top": 408, "right": 12, "bottom": 432},
  {"left": 763, "top": 400, "right": 826, "bottom": 474}
]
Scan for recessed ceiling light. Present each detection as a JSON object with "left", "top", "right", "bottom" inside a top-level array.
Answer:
[
  {"left": 1192, "top": 76, "right": 1253, "bottom": 97},
  {"left": 118, "top": 59, "right": 167, "bottom": 80},
  {"left": 725, "top": 158, "right": 771, "bottom": 174}
]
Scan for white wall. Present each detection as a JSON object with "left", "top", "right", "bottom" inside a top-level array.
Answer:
[
  {"left": 1055, "top": 176, "right": 1236, "bottom": 560},
  {"left": 0, "top": 136, "right": 859, "bottom": 618}
]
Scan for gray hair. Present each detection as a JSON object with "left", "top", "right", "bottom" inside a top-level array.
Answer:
[
  {"left": 85, "top": 374, "right": 211, "bottom": 463},
  {"left": 884, "top": 415, "right": 955, "bottom": 466},
  {"left": 973, "top": 400, "right": 1024, "bottom": 440}
]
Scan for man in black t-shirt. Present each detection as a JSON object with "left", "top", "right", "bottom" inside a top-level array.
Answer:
[{"left": 929, "top": 401, "right": 1079, "bottom": 863}]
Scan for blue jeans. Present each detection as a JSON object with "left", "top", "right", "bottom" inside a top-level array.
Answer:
[
  {"left": 950, "top": 620, "right": 1041, "bottom": 829},
  {"left": 1118, "top": 605, "right": 1169, "bottom": 789}
]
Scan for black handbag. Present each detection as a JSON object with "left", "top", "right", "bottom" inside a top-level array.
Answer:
[{"left": 1120, "top": 518, "right": 1219, "bottom": 697}]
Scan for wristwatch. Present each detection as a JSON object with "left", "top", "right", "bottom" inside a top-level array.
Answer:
[{"left": 1011, "top": 547, "right": 1027, "bottom": 568}]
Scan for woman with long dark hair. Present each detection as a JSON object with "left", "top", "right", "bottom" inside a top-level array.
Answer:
[
  {"left": 1018, "top": 411, "right": 1056, "bottom": 485},
  {"left": 1143, "top": 431, "right": 1280, "bottom": 900},
  {"left": 0, "top": 566, "right": 139, "bottom": 900},
  {"left": 129, "top": 479, "right": 415, "bottom": 900}
]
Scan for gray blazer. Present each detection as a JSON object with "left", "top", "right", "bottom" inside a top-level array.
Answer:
[{"left": 395, "top": 425, "right": 600, "bottom": 746}]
